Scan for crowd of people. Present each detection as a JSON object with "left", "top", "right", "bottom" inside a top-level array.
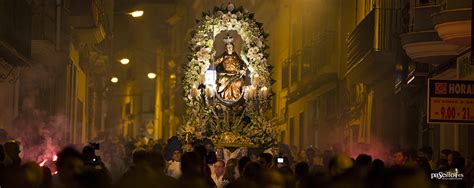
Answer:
[{"left": 0, "top": 131, "right": 473, "bottom": 188}]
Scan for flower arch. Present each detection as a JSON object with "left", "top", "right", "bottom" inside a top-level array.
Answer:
[{"left": 179, "top": 4, "right": 276, "bottom": 147}]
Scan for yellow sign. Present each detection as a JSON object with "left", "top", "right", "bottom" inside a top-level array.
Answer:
[{"left": 429, "top": 97, "right": 474, "bottom": 122}]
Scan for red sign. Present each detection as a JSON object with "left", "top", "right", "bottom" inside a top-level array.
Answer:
[{"left": 428, "top": 79, "right": 474, "bottom": 124}]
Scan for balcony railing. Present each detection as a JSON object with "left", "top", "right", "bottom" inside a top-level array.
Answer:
[{"left": 347, "top": 8, "right": 400, "bottom": 72}]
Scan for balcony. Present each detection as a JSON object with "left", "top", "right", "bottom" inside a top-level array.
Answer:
[
  {"left": 401, "top": 5, "right": 464, "bottom": 64},
  {"left": 70, "top": 0, "right": 106, "bottom": 44},
  {"left": 433, "top": 0, "right": 472, "bottom": 46},
  {"left": 346, "top": 8, "right": 400, "bottom": 84}
]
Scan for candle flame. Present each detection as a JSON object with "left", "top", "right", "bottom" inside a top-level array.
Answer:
[{"left": 39, "top": 159, "right": 48, "bottom": 167}]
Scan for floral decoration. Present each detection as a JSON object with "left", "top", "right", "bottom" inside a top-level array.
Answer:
[{"left": 178, "top": 4, "right": 277, "bottom": 147}]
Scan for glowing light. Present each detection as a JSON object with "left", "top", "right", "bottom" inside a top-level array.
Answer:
[
  {"left": 39, "top": 159, "right": 48, "bottom": 167},
  {"left": 129, "top": 10, "right": 144, "bottom": 17},
  {"left": 147, "top": 72, "right": 157, "bottom": 79},
  {"left": 111, "top": 77, "right": 119, "bottom": 83},
  {"left": 205, "top": 70, "right": 217, "bottom": 85},
  {"left": 53, "top": 155, "right": 58, "bottom": 162},
  {"left": 407, "top": 76, "right": 415, "bottom": 84},
  {"left": 120, "top": 58, "right": 130, "bottom": 65},
  {"left": 53, "top": 171, "right": 58, "bottom": 175}
]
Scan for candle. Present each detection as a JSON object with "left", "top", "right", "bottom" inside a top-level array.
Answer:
[
  {"left": 205, "top": 85, "right": 215, "bottom": 98},
  {"left": 191, "top": 84, "right": 199, "bottom": 97},
  {"left": 252, "top": 74, "right": 260, "bottom": 85},
  {"left": 259, "top": 86, "right": 268, "bottom": 99}
]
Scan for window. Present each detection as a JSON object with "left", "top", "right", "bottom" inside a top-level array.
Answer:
[
  {"left": 289, "top": 117, "right": 295, "bottom": 146},
  {"left": 76, "top": 99, "right": 83, "bottom": 144},
  {"left": 299, "top": 112, "right": 305, "bottom": 148},
  {"left": 290, "top": 55, "right": 298, "bottom": 84},
  {"left": 326, "top": 90, "right": 336, "bottom": 117},
  {"left": 282, "top": 59, "right": 289, "bottom": 89}
]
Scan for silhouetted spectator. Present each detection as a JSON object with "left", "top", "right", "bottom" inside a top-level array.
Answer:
[
  {"left": 258, "top": 153, "right": 273, "bottom": 168},
  {"left": 415, "top": 157, "right": 432, "bottom": 178},
  {"left": 41, "top": 166, "right": 53, "bottom": 188},
  {"left": 448, "top": 151, "right": 464, "bottom": 172},
  {"left": 221, "top": 162, "right": 238, "bottom": 187},
  {"left": 179, "top": 151, "right": 208, "bottom": 188},
  {"left": 328, "top": 154, "right": 353, "bottom": 177},
  {"left": 237, "top": 156, "right": 251, "bottom": 178},
  {"left": 55, "top": 146, "right": 84, "bottom": 188},
  {"left": 294, "top": 162, "right": 309, "bottom": 181},
  {"left": 355, "top": 154, "right": 372, "bottom": 167},
  {"left": 440, "top": 149, "right": 451, "bottom": 159},
  {"left": 436, "top": 158, "right": 449, "bottom": 172},
  {"left": 242, "top": 162, "right": 262, "bottom": 182},
  {"left": 278, "top": 165, "right": 295, "bottom": 188},
  {"left": 372, "top": 159, "right": 385, "bottom": 171},
  {"left": 392, "top": 149, "right": 408, "bottom": 167},
  {"left": 4, "top": 141, "right": 21, "bottom": 167},
  {"left": 418, "top": 146, "right": 434, "bottom": 170}
]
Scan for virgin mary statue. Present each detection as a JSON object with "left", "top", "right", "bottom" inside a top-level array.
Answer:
[{"left": 214, "top": 35, "right": 248, "bottom": 104}]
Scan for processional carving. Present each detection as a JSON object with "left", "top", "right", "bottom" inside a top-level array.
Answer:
[{"left": 178, "top": 3, "right": 276, "bottom": 148}]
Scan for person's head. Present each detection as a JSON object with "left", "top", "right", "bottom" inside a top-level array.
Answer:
[
  {"left": 183, "top": 143, "right": 194, "bottom": 152},
  {"left": 447, "top": 151, "right": 461, "bottom": 166},
  {"left": 297, "top": 150, "right": 307, "bottom": 161},
  {"left": 260, "top": 169, "right": 285, "bottom": 188},
  {"left": 172, "top": 149, "right": 182, "bottom": 162},
  {"left": 328, "top": 154, "right": 354, "bottom": 176},
  {"left": 238, "top": 156, "right": 251, "bottom": 175},
  {"left": 146, "top": 151, "right": 166, "bottom": 173},
  {"left": 436, "top": 158, "right": 449, "bottom": 171},
  {"left": 415, "top": 157, "right": 431, "bottom": 177},
  {"left": 447, "top": 151, "right": 464, "bottom": 170},
  {"left": 226, "top": 43, "right": 234, "bottom": 54},
  {"left": 239, "top": 147, "right": 248, "bottom": 157},
  {"left": 418, "top": 146, "right": 433, "bottom": 160},
  {"left": 56, "top": 146, "right": 84, "bottom": 181},
  {"left": 440, "top": 149, "right": 451, "bottom": 159},
  {"left": 258, "top": 153, "right": 273, "bottom": 168},
  {"left": 355, "top": 154, "right": 372, "bottom": 167},
  {"left": 372, "top": 159, "right": 385, "bottom": 172},
  {"left": 181, "top": 151, "right": 203, "bottom": 176},
  {"left": 272, "top": 146, "right": 280, "bottom": 156},
  {"left": 202, "top": 139, "right": 214, "bottom": 152},
  {"left": 393, "top": 149, "right": 408, "bottom": 166},
  {"left": 214, "top": 160, "right": 225, "bottom": 177},
  {"left": 82, "top": 145, "right": 96, "bottom": 162},
  {"left": 132, "top": 148, "right": 147, "bottom": 166},
  {"left": 4, "top": 141, "right": 20, "bottom": 159},
  {"left": 22, "top": 162, "right": 43, "bottom": 187},
  {"left": 242, "top": 162, "right": 262, "bottom": 181},
  {"left": 194, "top": 145, "right": 208, "bottom": 159},
  {"left": 294, "top": 162, "right": 309, "bottom": 179},
  {"left": 206, "top": 150, "right": 218, "bottom": 165},
  {"left": 216, "top": 148, "right": 224, "bottom": 160}
]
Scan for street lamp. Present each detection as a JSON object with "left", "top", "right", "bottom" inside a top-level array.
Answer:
[
  {"left": 120, "top": 58, "right": 130, "bottom": 65},
  {"left": 111, "top": 77, "right": 119, "bottom": 83},
  {"left": 147, "top": 72, "right": 156, "bottom": 79},
  {"left": 129, "top": 10, "right": 144, "bottom": 18}
]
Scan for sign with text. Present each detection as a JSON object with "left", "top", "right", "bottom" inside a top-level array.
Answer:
[{"left": 428, "top": 79, "right": 474, "bottom": 124}]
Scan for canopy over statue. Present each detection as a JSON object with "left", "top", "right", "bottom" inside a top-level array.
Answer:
[{"left": 179, "top": 3, "right": 276, "bottom": 148}]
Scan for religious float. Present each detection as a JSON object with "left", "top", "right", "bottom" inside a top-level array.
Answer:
[{"left": 178, "top": 3, "right": 277, "bottom": 148}]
